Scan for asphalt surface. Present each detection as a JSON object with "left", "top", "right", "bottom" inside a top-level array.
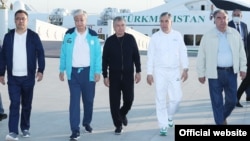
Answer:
[{"left": 0, "top": 45, "right": 249, "bottom": 141}]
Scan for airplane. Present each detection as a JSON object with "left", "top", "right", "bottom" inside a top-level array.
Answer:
[
  {"left": 0, "top": 0, "right": 70, "bottom": 57},
  {"left": 4, "top": 0, "right": 68, "bottom": 44},
  {"left": 47, "top": 0, "right": 250, "bottom": 52},
  {"left": 3, "top": 0, "right": 250, "bottom": 52}
]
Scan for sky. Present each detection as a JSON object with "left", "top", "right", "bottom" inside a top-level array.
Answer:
[{"left": 7, "top": 0, "right": 166, "bottom": 14}]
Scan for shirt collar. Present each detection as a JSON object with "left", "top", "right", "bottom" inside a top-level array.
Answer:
[
  {"left": 75, "top": 28, "right": 88, "bottom": 39},
  {"left": 215, "top": 27, "right": 231, "bottom": 36}
]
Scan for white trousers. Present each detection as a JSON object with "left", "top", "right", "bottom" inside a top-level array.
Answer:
[{"left": 153, "top": 67, "right": 182, "bottom": 128}]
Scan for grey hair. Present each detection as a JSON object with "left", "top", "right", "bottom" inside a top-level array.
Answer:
[
  {"left": 213, "top": 9, "right": 228, "bottom": 18},
  {"left": 113, "top": 16, "right": 126, "bottom": 24},
  {"left": 73, "top": 9, "right": 87, "bottom": 18}
]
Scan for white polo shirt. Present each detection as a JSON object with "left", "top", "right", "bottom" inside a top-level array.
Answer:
[{"left": 72, "top": 28, "right": 90, "bottom": 67}]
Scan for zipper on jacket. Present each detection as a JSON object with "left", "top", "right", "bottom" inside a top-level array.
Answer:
[{"left": 117, "top": 36, "right": 124, "bottom": 80}]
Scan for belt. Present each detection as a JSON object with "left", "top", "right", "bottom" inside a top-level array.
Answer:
[{"left": 217, "top": 66, "right": 233, "bottom": 70}]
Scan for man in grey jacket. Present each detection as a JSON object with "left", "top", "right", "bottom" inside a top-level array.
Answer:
[{"left": 197, "top": 9, "right": 247, "bottom": 125}]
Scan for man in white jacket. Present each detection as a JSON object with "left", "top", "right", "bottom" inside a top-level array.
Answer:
[
  {"left": 196, "top": 9, "right": 247, "bottom": 125},
  {"left": 146, "top": 12, "right": 189, "bottom": 136}
]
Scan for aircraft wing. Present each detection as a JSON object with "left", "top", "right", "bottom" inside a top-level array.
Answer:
[{"left": 210, "top": 0, "right": 250, "bottom": 11}]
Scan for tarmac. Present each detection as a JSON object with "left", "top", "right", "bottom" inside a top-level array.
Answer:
[{"left": 0, "top": 49, "right": 250, "bottom": 141}]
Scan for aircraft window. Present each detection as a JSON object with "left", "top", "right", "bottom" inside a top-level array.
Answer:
[
  {"left": 201, "top": 5, "right": 205, "bottom": 10},
  {"left": 184, "top": 34, "right": 194, "bottom": 46},
  {"left": 195, "top": 35, "right": 203, "bottom": 46},
  {"left": 98, "top": 34, "right": 105, "bottom": 40}
]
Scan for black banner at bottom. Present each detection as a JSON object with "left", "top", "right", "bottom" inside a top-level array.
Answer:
[{"left": 175, "top": 125, "right": 250, "bottom": 140}]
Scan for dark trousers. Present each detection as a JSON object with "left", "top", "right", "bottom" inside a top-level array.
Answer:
[
  {"left": 109, "top": 72, "right": 134, "bottom": 128},
  {"left": 237, "top": 67, "right": 250, "bottom": 101},
  {"left": 208, "top": 68, "right": 237, "bottom": 125},
  {"left": 7, "top": 75, "right": 35, "bottom": 134},
  {"left": 68, "top": 67, "right": 95, "bottom": 134},
  {"left": 0, "top": 93, "right": 4, "bottom": 114}
]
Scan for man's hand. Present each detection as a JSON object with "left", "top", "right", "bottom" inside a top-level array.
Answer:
[
  {"left": 59, "top": 72, "right": 64, "bottom": 81},
  {"left": 240, "top": 71, "right": 246, "bottom": 80},
  {"left": 181, "top": 69, "right": 188, "bottom": 82},
  {"left": 36, "top": 72, "right": 43, "bottom": 82},
  {"left": 0, "top": 76, "right": 5, "bottom": 85},
  {"left": 95, "top": 74, "right": 100, "bottom": 82},
  {"left": 147, "top": 75, "right": 154, "bottom": 85},
  {"left": 104, "top": 77, "right": 110, "bottom": 87},
  {"left": 198, "top": 77, "right": 206, "bottom": 84},
  {"left": 135, "top": 73, "right": 141, "bottom": 84}
]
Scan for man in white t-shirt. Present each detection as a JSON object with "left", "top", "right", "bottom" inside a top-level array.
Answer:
[{"left": 0, "top": 9, "right": 45, "bottom": 140}]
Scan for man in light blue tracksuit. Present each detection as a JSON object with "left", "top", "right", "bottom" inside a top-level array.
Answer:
[{"left": 59, "top": 9, "right": 102, "bottom": 140}]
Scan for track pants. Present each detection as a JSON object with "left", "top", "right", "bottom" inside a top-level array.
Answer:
[
  {"left": 109, "top": 72, "right": 134, "bottom": 128},
  {"left": 154, "top": 68, "right": 182, "bottom": 128}
]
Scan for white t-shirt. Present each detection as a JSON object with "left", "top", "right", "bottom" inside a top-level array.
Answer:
[{"left": 12, "top": 30, "right": 28, "bottom": 76}]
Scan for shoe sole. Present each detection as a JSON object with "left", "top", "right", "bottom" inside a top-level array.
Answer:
[
  {"left": 69, "top": 138, "right": 79, "bottom": 141},
  {"left": 115, "top": 132, "right": 122, "bottom": 135},
  {"left": 160, "top": 127, "right": 167, "bottom": 136},
  {"left": 69, "top": 136, "right": 80, "bottom": 141},
  {"left": 168, "top": 124, "right": 174, "bottom": 128},
  {"left": 114, "top": 130, "right": 123, "bottom": 135},
  {"left": 5, "top": 135, "right": 19, "bottom": 141},
  {"left": 84, "top": 130, "right": 92, "bottom": 133},
  {"left": 22, "top": 135, "right": 30, "bottom": 138},
  {"left": 160, "top": 133, "right": 167, "bottom": 136}
]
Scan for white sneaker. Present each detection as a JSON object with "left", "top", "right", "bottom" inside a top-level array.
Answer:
[
  {"left": 160, "top": 127, "right": 167, "bottom": 136},
  {"left": 168, "top": 119, "right": 174, "bottom": 128},
  {"left": 5, "top": 132, "right": 19, "bottom": 141}
]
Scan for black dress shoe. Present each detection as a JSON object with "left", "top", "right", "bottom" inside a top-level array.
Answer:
[
  {"left": 0, "top": 113, "right": 7, "bottom": 121},
  {"left": 122, "top": 116, "right": 128, "bottom": 126},
  {"left": 114, "top": 126, "right": 123, "bottom": 135},
  {"left": 246, "top": 97, "right": 250, "bottom": 101},
  {"left": 236, "top": 102, "right": 243, "bottom": 107},
  {"left": 84, "top": 125, "right": 92, "bottom": 133}
]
